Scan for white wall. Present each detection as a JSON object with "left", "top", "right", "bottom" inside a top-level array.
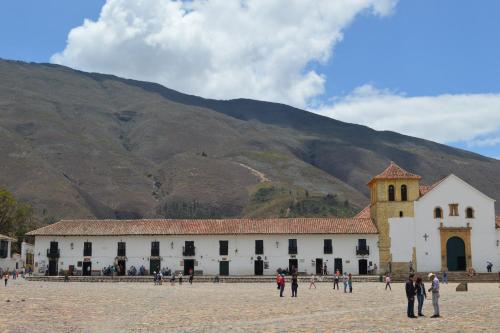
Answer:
[
  {"left": 496, "top": 228, "right": 500, "bottom": 271},
  {"left": 33, "top": 233, "right": 379, "bottom": 276},
  {"left": 0, "top": 239, "right": 23, "bottom": 272},
  {"left": 389, "top": 217, "right": 415, "bottom": 262},
  {"left": 414, "top": 175, "right": 498, "bottom": 273}
]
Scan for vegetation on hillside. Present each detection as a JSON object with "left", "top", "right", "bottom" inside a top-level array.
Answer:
[
  {"left": 161, "top": 200, "right": 225, "bottom": 219},
  {"left": 245, "top": 184, "right": 358, "bottom": 218},
  {"left": 0, "top": 188, "right": 40, "bottom": 236}
]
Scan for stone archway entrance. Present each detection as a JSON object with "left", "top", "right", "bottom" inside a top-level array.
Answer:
[
  {"left": 446, "top": 236, "right": 466, "bottom": 271},
  {"left": 440, "top": 226, "right": 472, "bottom": 271}
]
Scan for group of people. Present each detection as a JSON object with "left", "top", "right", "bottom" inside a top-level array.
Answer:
[
  {"left": 276, "top": 267, "right": 444, "bottom": 319},
  {"left": 277, "top": 268, "right": 354, "bottom": 297},
  {"left": 405, "top": 273, "right": 440, "bottom": 318},
  {"left": 154, "top": 269, "right": 195, "bottom": 286},
  {"left": 2, "top": 268, "right": 30, "bottom": 286},
  {"left": 331, "top": 269, "right": 353, "bottom": 293},
  {"left": 276, "top": 268, "right": 297, "bottom": 297}
]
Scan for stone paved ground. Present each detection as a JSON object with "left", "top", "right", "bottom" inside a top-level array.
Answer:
[{"left": 0, "top": 279, "right": 498, "bottom": 332}]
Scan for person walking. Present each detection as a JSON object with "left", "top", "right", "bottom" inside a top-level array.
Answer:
[
  {"left": 309, "top": 273, "right": 317, "bottom": 289},
  {"left": 385, "top": 274, "right": 392, "bottom": 290},
  {"left": 428, "top": 273, "right": 441, "bottom": 318},
  {"left": 279, "top": 273, "right": 286, "bottom": 297},
  {"left": 189, "top": 270, "right": 194, "bottom": 285},
  {"left": 170, "top": 272, "right": 175, "bottom": 285},
  {"left": 291, "top": 272, "right": 298, "bottom": 297},
  {"left": 178, "top": 272, "right": 183, "bottom": 285},
  {"left": 415, "top": 276, "right": 427, "bottom": 316},
  {"left": 343, "top": 272, "right": 348, "bottom": 293},
  {"left": 333, "top": 269, "right": 340, "bottom": 290},
  {"left": 4, "top": 272, "right": 8, "bottom": 287},
  {"left": 442, "top": 270, "right": 448, "bottom": 284},
  {"left": 348, "top": 273, "right": 353, "bottom": 293},
  {"left": 323, "top": 264, "right": 328, "bottom": 276},
  {"left": 276, "top": 271, "right": 282, "bottom": 290},
  {"left": 405, "top": 274, "right": 417, "bottom": 318}
]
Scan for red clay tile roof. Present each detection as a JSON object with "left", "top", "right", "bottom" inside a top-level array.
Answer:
[
  {"left": 368, "top": 161, "right": 421, "bottom": 184},
  {"left": 496, "top": 216, "right": 500, "bottom": 229},
  {"left": 419, "top": 185, "right": 432, "bottom": 196},
  {"left": 26, "top": 218, "right": 378, "bottom": 236},
  {"left": 418, "top": 177, "right": 447, "bottom": 198},
  {"left": 354, "top": 205, "right": 371, "bottom": 219}
]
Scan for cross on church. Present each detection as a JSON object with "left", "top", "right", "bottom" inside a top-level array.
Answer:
[{"left": 423, "top": 233, "right": 429, "bottom": 241}]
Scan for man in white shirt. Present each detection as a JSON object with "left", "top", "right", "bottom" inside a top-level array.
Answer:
[{"left": 427, "top": 273, "right": 440, "bottom": 318}]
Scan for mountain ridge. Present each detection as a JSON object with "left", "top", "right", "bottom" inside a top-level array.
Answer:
[{"left": 1, "top": 58, "right": 498, "bottom": 221}]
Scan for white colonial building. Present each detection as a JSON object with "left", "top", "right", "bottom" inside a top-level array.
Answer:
[
  {"left": 26, "top": 162, "right": 500, "bottom": 276},
  {"left": 0, "top": 234, "right": 34, "bottom": 272},
  {"left": 0, "top": 233, "right": 17, "bottom": 272},
  {"left": 27, "top": 218, "right": 378, "bottom": 276}
]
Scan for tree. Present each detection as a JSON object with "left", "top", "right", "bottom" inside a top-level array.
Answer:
[{"left": 0, "top": 188, "right": 35, "bottom": 236}]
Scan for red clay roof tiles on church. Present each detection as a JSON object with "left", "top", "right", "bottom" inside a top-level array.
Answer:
[
  {"left": 368, "top": 161, "right": 421, "bottom": 185},
  {"left": 418, "top": 177, "right": 447, "bottom": 198},
  {"left": 354, "top": 205, "right": 371, "bottom": 219},
  {"left": 26, "top": 218, "right": 378, "bottom": 236},
  {"left": 419, "top": 185, "right": 432, "bottom": 196}
]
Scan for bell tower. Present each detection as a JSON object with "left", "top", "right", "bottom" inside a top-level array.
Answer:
[{"left": 368, "top": 162, "right": 421, "bottom": 273}]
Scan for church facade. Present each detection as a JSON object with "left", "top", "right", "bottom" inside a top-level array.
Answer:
[
  {"left": 362, "top": 162, "right": 500, "bottom": 274},
  {"left": 26, "top": 162, "right": 500, "bottom": 276}
]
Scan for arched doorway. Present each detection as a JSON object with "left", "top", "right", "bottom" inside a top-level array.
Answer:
[{"left": 446, "top": 236, "right": 466, "bottom": 271}]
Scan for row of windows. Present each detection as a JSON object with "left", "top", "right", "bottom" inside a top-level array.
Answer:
[
  {"left": 434, "top": 205, "right": 474, "bottom": 219},
  {"left": 50, "top": 239, "right": 369, "bottom": 257}
]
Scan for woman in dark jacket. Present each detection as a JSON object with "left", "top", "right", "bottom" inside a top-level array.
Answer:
[{"left": 415, "top": 276, "right": 427, "bottom": 316}]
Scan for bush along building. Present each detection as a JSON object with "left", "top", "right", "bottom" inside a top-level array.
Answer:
[{"left": 26, "top": 162, "right": 500, "bottom": 276}]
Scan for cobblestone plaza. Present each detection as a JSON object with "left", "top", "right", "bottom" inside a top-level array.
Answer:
[{"left": 0, "top": 279, "right": 498, "bottom": 332}]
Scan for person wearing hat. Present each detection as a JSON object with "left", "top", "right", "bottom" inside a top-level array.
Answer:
[{"left": 427, "top": 273, "right": 440, "bottom": 318}]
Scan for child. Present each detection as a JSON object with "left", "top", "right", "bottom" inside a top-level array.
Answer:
[
  {"left": 333, "top": 269, "right": 340, "bottom": 290},
  {"left": 309, "top": 273, "right": 316, "bottom": 289},
  {"left": 385, "top": 274, "right": 392, "bottom": 290},
  {"left": 348, "top": 273, "right": 353, "bottom": 293}
]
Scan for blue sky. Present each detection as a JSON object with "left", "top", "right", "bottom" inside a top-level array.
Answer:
[{"left": 1, "top": 0, "right": 499, "bottom": 159}]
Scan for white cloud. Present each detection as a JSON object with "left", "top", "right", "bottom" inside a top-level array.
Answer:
[
  {"left": 315, "top": 84, "right": 500, "bottom": 144},
  {"left": 467, "top": 136, "right": 500, "bottom": 147},
  {"left": 51, "top": 0, "right": 397, "bottom": 108}
]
